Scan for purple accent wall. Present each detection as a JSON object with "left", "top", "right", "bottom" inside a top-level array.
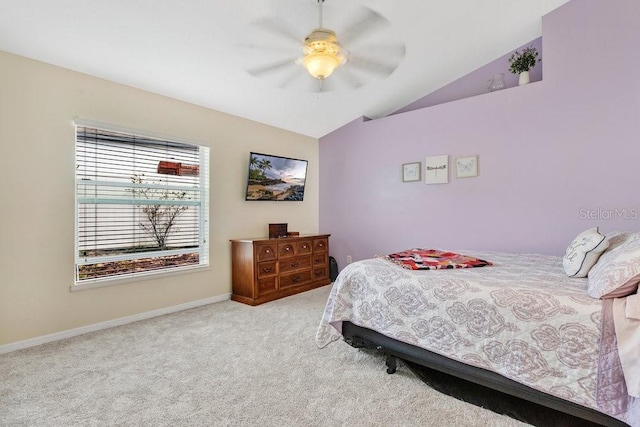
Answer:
[
  {"left": 393, "top": 38, "right": 543, "bottom": 114},
  {"left": 319, "top": 0, "right": 640, "bottom": 268}
]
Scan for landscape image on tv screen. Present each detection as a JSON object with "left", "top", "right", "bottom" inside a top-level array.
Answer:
[{"left": 245, "top": 152, "right": 308, "bottom": 201}]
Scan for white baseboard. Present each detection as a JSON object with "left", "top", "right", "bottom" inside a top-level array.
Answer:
[{"left": 0, "top": 294, "right": 231, "bottom": 355}]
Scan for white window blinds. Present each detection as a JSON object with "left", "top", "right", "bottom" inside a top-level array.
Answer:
[{"left": 74, "top": 119, "right": 209, "bottom": 284}]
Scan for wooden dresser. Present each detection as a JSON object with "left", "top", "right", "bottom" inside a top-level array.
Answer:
[{"left": 230, "top": 234, "right": 331, "bottom": 305}]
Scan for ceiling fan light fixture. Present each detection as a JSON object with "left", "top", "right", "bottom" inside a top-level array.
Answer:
[
  {"left": 303, "top": 52, "right": 340, "bottom": 80},
  {"left": 302, "top": 28, "right": 345, "bottom": 80}
]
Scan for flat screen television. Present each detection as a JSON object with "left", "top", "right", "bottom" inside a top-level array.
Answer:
[{"left": 245, "top": 152, "right": 308, "bottom": 201}]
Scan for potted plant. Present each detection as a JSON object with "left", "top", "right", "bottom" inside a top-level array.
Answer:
[{"left": 508, "top": 45, "right": 540, "bottom": 86}]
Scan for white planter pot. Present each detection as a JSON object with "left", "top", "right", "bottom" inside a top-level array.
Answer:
[{"left": 518, "top": 71, "right": 530, "bottom": 86}]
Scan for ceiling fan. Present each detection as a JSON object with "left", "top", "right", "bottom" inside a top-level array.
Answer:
[{"left": 245, "top": 0, "right": 406, "bottom": 91}]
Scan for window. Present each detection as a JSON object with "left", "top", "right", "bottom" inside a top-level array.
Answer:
[{"left": 74, "top": 119, "right": 209, "bottom": 287}]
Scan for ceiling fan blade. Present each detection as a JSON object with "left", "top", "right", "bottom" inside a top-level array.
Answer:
[
  {"left": 334, "top": 67, "right": 363, "bottom": 89},
  {"left": 339, "top": 8, "right": 388, "bottom": 46},
  {"left": 278, "top": 67, "right": 305, "bottom": 89},
  {"left": 253, "top": 17, "right": 302, "bottom": 45},
  {"left": 353, "top": 44, "right": 406, "bottom": 59},
  {"left": 237, "top": 43, "right": 299, "bottom": 55},
  {"left": 347, "top": 55, "right": 398, "bottom": 77},
  {"left": 246, "top": 57, "right": 298, "bottom": 77}
]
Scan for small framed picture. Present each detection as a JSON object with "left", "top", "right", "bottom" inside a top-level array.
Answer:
[
  {"left": 425, "top": 155, "right": 448, "bottom": 184},
  {"left": 402, "top": 162, "right": 421, "bottom": 182},
  {"left": 455, "top": 155, "right": 478, "bottom": 178}
]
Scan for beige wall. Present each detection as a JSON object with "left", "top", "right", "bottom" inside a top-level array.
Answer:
[{"left": 0, "top": 50, "right": 319, "bottom": 345}]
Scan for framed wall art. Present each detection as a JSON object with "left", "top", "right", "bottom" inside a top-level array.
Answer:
[
  {"left": 402, "top": 162, "right": 421, "bottom": 182},
  {"left": 455, "top": 155, "right": 478, "bottom": 178},
  {"left": 425, "top": 155, "right": 448, "bottom": 184}
]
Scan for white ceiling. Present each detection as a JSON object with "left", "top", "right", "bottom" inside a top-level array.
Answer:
[{"left": 0, "top": 0, "right": 569, "bottom": 138}]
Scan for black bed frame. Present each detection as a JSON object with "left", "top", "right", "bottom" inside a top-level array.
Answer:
[{"left": 342, "top": 321, "right": 629, "bottom": 427}]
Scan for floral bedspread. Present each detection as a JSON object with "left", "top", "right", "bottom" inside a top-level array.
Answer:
[
  {"left": 383, "top": 248, "right": 492, "bottom": 270},
  {"left": 316, "top": 252, "right": 638, "bottom": 426}
]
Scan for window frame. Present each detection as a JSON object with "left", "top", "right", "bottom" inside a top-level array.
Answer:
[{"left": 72, "top": 118, "right": 210, "bottom": 290}]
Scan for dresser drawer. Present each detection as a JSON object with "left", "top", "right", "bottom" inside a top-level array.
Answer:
[
  {"left": 256, "top": 244, "right": 277, "bottom": 261},
  {"left": 312, "top": 267, "right": 327, "bottom": 280},
  {"left": 312, "top": 253, "right": 327, "bottom": 266},
  {"left": 296, "top": 240, "right": 312, "bottom": 255},
  {"left": 257, "top": 261, "right": 277, "bottom": 279},
  {"left": 313, "top": 238, "right": 328, "bottom": 253},
  {"left": 257, "top": 277, "right": 277, "bottom": 295},
  {"left": 278, "top": 242, "right": 296, "bottom": 258},
  {"left": 280, "top": 271, "right": 312, "bottom": 289},
  {"left": 279, "top": 256, "right": 311, "bottom": 274}
]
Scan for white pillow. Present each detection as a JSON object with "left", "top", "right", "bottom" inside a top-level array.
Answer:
[
  {"left": 563, "top": 227, "right": 609, "bottom": 277},
  {"left": 588, "top": 232, "right": 640, "bottom": 299},
  {"left": 603, "top": 231, "right": 634, "bottom": 249}
]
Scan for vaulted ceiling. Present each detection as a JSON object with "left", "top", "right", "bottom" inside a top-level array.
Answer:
[{"left": 0, "top": 0, "right": 569, "bottom": 138}]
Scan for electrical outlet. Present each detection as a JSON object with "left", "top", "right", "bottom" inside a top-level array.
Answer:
[{"left": 346, "top": 255, "right": 352, "bottom": 264}]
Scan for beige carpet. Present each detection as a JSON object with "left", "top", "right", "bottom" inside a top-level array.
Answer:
[{"left": 0, "top": 285, "right": 528, "bottom": 426}]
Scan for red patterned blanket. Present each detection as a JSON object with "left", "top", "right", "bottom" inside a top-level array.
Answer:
[{"left": 383, "top": 248, "right": 492, "bottom": 270}]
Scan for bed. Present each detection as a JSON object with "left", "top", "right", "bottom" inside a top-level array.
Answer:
[{"left": 316, "top": 244, "right": 640, "bottom": 427}]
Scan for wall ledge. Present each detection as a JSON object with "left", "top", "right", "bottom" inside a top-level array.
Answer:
[{"left": 390, "top": 37, "right": 543, "bottom": 116}]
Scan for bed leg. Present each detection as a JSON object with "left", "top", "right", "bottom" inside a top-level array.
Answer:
[{"left": 385, "top": 355, "right": 397, "bottom": 374}]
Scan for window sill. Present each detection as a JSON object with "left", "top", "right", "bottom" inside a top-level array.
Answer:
[{"left": 70, "top": 264, "right": 211, "bottom": 292}]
